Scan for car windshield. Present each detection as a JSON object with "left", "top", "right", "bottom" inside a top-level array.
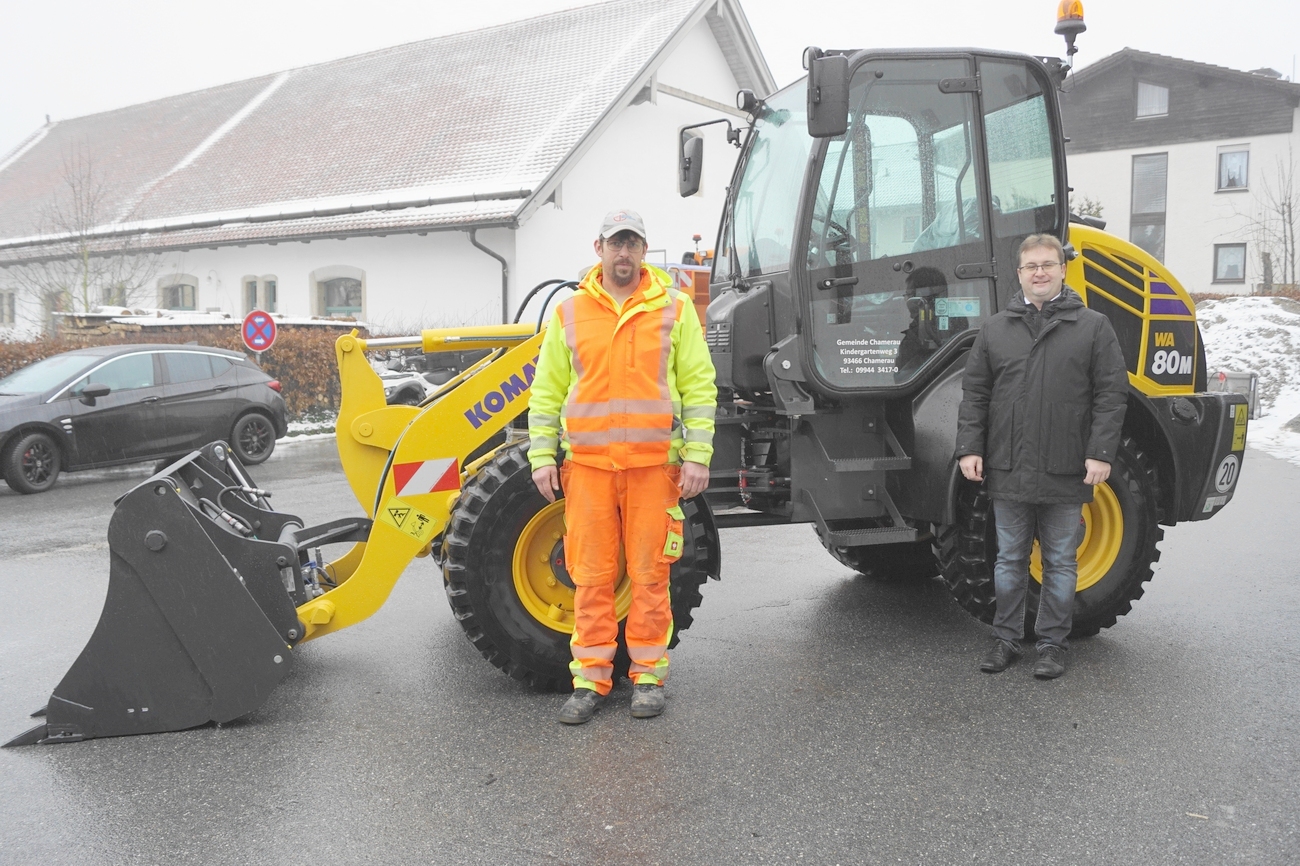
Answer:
[{"left": 0, "top": 353, "right": 97, "bottom": 395}]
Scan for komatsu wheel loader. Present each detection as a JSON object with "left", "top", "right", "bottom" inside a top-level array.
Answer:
[{"left": 8, "top": 9, "right": 1249, "bottom": 745}]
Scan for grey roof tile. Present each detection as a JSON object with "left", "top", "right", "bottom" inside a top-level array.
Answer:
[{"left": 0, "top": 0, "right": 707, "bottom": 253}]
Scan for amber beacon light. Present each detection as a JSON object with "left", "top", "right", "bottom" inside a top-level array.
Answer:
[{"left": 1055, "top": 0, "right": 1087, "bottom": 65}]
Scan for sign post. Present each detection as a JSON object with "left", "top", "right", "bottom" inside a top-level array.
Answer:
[{"left": 242, "top": 310, "right": 278, "bottom": 364}]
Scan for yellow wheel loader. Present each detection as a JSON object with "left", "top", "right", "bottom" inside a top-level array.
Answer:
[{"left": 7, "top": 9, "right": 1249, "bottom": 745}]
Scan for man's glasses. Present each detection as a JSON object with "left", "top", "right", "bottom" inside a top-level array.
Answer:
[
  {"left": 1017, "top": 261, "right": 1063, "bottom": 274},
  {"left": 604, "top": 236, "right": 644, "bottom": 251}
]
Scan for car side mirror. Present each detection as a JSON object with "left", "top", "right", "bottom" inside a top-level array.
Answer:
[
  {"left": 679, "top": 133, "right": 704, "bottom": 197},
  {"left": 80, "top": 383, "right": 111, "bottom": 406},
  {"left": 804, "top": 48, "right": 849, "bottom": 138}
]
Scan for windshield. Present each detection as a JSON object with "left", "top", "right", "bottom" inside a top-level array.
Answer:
[
  {"left": 718, "top": 80, "right": 811, "bottom": 280},
  {"left": 0, "top": 353, "right": 97, "bottom": 395}
]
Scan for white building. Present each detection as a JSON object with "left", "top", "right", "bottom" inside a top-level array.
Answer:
[
  {"left": 0, "top": 0, "right": 774, "bottom": 337},
  {"left": 1059, "top": 49, "right": 1300, "bottom": 295}
]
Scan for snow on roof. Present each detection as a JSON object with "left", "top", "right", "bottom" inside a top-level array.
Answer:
[{"left": 0, "top": 0, "right": 773, "bottom": 260}]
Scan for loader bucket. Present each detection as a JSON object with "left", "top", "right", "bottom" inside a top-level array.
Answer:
[{"left": 6, "top": 443, "right": 370, "bottom": 746}]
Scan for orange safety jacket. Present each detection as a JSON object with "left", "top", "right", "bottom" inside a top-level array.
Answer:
[{"left": 528, "top": 263, "right": 717, "bottom": 472}]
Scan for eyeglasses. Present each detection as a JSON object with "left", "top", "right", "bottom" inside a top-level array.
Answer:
[
  {"left": 1017, "top": 261, "right": 1063, "bottom": 274},
  {"left": 603, "top": 236, "right": 644, "bottom": 251}
]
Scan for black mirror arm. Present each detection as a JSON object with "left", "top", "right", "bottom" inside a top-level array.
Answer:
[{"left": 680, "top": 118, "right": 746, "bottom": 149}]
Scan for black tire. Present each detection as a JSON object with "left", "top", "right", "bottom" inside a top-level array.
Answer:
[
  {"left": 390, "top": 388, "right": 423, "bottom": 406},
  {"left": 814, "top": 527, "right": 940, "bottom": 580},
  {"left": 3, "top": 431, "right": 62, "bottom": 494},
  {"left": 936, "top": 436, "right": 1163, "bottom": 637},
  {"left": 230, "top": 412, "right": 276, "bottom": 465},
  {"left": 442, "top": 443, "right": 717, "bottom": 691}
]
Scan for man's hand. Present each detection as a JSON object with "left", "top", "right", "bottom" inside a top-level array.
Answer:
[
  {"left": 532, "top": 465, "right": 561, "bottom": 503},
  {"left": 1083, "top": 458, "right": 1111, "bottom": 486},
  {"left": 959, "top": 454, "right": 984, "bottom": 482},
  {"left": 680, "top": 461, "right": 710, "bottom": 500}
]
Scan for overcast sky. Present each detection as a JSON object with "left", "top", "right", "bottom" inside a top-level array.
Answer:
[{"left": 2, "top": 0, "right": 1297, "bottom": 158}]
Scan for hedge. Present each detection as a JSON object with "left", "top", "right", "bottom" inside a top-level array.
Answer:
[{"left": 0, "top": 324, "right": 364, "bottom": 421}]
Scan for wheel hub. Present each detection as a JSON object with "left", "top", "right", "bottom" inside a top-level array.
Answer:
[
  {"left": 511, "top": 500, "right": 632, "bottom": 634},
  {"left": 1031, "top": 481, "right": 1124, "bottom": 591}
]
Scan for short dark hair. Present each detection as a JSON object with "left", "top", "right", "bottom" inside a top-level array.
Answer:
[{"left": 1017, "top": 233, "right": 1065, "bottom": 264}]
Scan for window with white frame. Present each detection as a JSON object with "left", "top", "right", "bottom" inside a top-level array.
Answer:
[
  {"left": 1, "top": 290, "right": 15, "bottom": 327},
  {"left": 1217, "top": 147, "right": 1249, "bottom": 191},
  {"left": 310, "top": 265, "right": 365, "bottom": 318},
  {"left": 1130, "top": 153, "right": 1169, "bottom": 261},
  {"left": 1136, "top": 81, "right": 1168, "bottom": 118},
  {"left": 157, "top": 274, "right": 199, "bottom": 310},
  {"left": 1214, "top": 244, "right": 1247, "bottom": 283},
  {"left": 242, "top": 275, "right": 278, "bottom": 313},
  {"left": 101, "top": 285, "right": 127, "bottom": 307}
]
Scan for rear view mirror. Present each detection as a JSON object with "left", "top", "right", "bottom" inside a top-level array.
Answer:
[
  {"left": 679, "top": 133, "right": 704, "bottom": 197},
  {"left": 79, "top": 383, "right": 111, "bottom": 406},
  {"left": 805, "top": 48, "right": 849, "bottom": 138}
]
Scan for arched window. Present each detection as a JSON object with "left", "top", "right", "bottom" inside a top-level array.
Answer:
[
  {"left": 309, "top": 265, "right": 365, "bottom": 318},
  {"left": 157, "top": 273, "right": 199, "bottom": 311}
]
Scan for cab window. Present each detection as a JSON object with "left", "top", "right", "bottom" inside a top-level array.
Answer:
[{"left": 805, "top": 57, "right": 994, "bottom": 390}]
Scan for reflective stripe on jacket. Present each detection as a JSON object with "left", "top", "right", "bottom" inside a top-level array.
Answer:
[{"left": 528, "top": 263, "right": 717, "bottom": 471}]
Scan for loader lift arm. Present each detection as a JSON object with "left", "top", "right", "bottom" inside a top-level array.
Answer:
[{"left": 7, "top": 324, "right": 546, "bottom": 746}]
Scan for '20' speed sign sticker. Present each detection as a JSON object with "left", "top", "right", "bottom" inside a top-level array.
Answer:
[{"left": 1214, "top": 454, "right": 1240, "bottom": 493}]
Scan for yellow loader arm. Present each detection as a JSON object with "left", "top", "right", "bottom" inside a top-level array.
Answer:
[{"left": 296, "top": 324, "right": 545, "bottom": 642}]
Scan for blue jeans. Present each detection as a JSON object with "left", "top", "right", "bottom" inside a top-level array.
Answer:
[{"left": 990, "top": 499, "right": 1083, "bottom": 650}]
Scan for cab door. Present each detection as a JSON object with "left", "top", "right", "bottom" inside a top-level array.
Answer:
[
  {"left": 802, "top": 56, "right": 997, "bottom": 393},
  {"left": 65, "top": 352, "right": 167, "bottom": 464}
]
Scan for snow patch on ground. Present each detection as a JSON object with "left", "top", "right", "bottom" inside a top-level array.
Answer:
[{"left": 1197, "top": 296, "right": 1300, "bottom": 467}]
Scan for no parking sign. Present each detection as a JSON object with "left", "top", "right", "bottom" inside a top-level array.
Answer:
[{"left": 242, "top": 310, "right": 278, "bottom": 354}]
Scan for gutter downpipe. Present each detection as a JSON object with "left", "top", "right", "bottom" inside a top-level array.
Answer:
[{"left": 468, "top": 228, "right": 509, "bottom": 324}]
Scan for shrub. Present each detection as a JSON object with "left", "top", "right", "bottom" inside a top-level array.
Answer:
[{"left": 0, "top": 324, "right": 363, "bottom": 421}]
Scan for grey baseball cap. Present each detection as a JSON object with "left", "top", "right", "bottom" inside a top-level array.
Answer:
[{"left": 599, "top": 208, "right": 647, "bottom": 240}]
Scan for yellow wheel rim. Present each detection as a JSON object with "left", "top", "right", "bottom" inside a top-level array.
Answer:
[
  {"left": 511, "top": 501, "right": 632, "bottom": 634},
  {"left": 1030, "top": 481, "right": 1124, "bottom": 592}
]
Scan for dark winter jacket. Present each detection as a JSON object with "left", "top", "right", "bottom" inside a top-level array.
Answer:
[{"left": 955, "top": 286, "right": 1128, "bottom": 504}]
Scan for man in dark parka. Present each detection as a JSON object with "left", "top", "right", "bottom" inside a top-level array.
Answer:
[{"left": 955, "top": 233, "right": 1128, "bottom": 679}]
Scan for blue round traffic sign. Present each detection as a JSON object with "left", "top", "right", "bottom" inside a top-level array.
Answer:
[{"left": 242, "top": 310, "right": 278, "bottom": 352}]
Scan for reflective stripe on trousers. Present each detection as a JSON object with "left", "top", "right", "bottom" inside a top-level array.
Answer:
[{"left": 562, "top": 461, "right": 681, "bottom": 693}]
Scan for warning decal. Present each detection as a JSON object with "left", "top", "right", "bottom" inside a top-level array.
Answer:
[
  {"left": 1232, "top": 403, "right": 1248, "bottom": 451},
  {"left": 392, "top": 458, "right": 460, "bottom": 497},
  {"left": 378, "top": 498, "right": 439, "bottom": 544}
]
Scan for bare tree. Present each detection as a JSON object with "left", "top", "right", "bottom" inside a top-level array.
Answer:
[
  {"left": 10, "top": 146, "right": 159, "bottom": 329},
  {"left": 1234, "top": 146, "right": 1298, "bottom": 293},
  {"left": 1068, "top": 192, "right": 1105, "bottom": 220}
]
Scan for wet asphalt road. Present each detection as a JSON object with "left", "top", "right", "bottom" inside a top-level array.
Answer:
[{"left": 0, "top": 440, "right": 1297, "bottom": 865}]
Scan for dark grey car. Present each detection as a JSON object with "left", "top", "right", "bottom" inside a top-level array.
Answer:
[{"left": 0, "top": 344, "right": 288, "bottom": 493}]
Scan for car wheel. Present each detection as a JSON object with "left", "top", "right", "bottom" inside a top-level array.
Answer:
[
  {"left": 391, "top": 388, "right": 423, "bottom": 406},
  {"left": 3, "top": 431, "right": 63, "bottom": 494},
  {"left": 230, "top": 412, "right": 276, "bottom": 465}
]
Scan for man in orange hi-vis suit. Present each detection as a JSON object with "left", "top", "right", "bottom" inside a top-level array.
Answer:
[{"left": 528, "top": 209, "right": 717, "bottom": 724}]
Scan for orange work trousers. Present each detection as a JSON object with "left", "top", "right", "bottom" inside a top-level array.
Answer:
[{"left": 560, "top": 461, "right": 684, "bottom": 695}]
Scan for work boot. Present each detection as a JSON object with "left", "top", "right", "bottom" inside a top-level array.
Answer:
[
  {"left": 979, "top": 639, "right": 1021, "bottom": 673},
  {"left": 1033, "top": 645, "right": 1067, "bottom": 679},
  {"left": 629, "top": 683, "right": 665, "bottom": 719},
  {"left": 558, "top": 688, "right": 604, "bottom": 725}
]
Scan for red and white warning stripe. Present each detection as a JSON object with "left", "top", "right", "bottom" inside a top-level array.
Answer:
[{"left": 392, "top": 458, "right": 459, "bottom": 496}]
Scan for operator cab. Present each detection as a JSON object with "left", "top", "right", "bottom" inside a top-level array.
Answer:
[{"left": 709, "top": 50, "right": 1068, "bottom": 398}]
